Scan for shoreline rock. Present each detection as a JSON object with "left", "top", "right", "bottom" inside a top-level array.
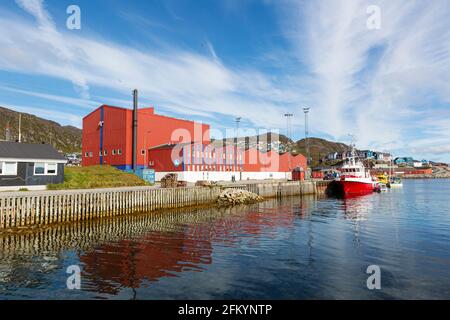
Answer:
[{"left": 217, "top": 188, "right": 264, "bottom": 206}]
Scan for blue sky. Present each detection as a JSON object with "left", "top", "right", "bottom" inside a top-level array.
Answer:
[{"left": 0, "top": 0, "right": 449, "bottom": 162}]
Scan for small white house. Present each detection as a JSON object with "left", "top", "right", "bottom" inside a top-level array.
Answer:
[{"left": 413, "top": 161, "right": 423, "bottom": 168}]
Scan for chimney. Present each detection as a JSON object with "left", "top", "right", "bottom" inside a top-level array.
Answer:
[{"left": 132, "top": 89, "right": 138, "bottom": 172}]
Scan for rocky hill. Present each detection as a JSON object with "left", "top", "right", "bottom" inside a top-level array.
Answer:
[
  {"left": 293, "top": 137, "right": 349, "bottom": 167},
  {"left": 217, "top": 132, "right": 349, "bottom": 167},
  {"left": 0, "top": 106, "right": 81, "bottom": 153}
]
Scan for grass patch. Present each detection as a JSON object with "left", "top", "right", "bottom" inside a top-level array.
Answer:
[{"left": 47, "top": 165, "right": 150, "bottom": 190}]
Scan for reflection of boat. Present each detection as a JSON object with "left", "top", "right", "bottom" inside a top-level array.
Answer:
[
  {"left": 331, "top": 145, "right": 374, "bottom": 197},
  {"left": 389, "top": 176, "right": 403, "bottom": 188},
  {"left": 374, "top": 183, "right": 388, "bottom": 192}
]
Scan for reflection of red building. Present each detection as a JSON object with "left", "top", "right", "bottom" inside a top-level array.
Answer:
[
  {"left": 80, "top": 231, "right": 213, "bottom": 295},
  {"left": 82, "top": 105, "right": 307, "bottom": 181},
  {"left": 79, "top": 204, "right": 297, "bottom": 294}
]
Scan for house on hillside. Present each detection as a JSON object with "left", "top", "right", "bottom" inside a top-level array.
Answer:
[
  {"left": 0, "top": 141, "right": 66, "bottom": 191},
  {"left": 358, "top": 150, "right": 375, "bottom": 159},
  {"left": 325, "top": 152, "right": 338, "bottom": 161},
  {"left": 394, "top": 157, "right": 414, "bottom": 167},
  {"left": 373, "top": 152, "right": 392, "bottom": 162},
  {"left": 413, "top": 160, "right": 423, "bottom": 168}
]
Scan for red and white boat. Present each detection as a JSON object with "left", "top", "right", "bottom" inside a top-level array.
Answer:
[{"left": 334, "top": 146, "right": 374, "bottom": 196}]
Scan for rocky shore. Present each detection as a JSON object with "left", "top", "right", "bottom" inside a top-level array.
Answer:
[
  {"left": 217, "top": 188, "right": 264, "bottom": 206},
  {"left": 402, "top": 167, "right": 450, "bottom": 179}
]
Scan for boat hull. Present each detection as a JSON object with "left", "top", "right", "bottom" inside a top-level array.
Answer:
[{"left": 330, "top": 180, "right": 374, "bottom": 197}]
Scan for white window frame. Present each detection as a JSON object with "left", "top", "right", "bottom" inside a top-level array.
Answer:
[
  {"left": 0, "top": 161, "right": 18, "bottom": 176},
  {"left": 47, "top": 163, "right": 57, "bottom": 175},
  {"left": 34, "top": 162, "right": 58, "bottom": 176}
]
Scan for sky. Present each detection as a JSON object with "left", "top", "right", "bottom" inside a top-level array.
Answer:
[{"left": 0, "top": 0, "right": 449, "bottom": 162}]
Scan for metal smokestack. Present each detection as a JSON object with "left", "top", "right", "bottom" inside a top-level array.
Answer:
[{"left": 132, "top": 89, "right": 138, "bottom": 172}]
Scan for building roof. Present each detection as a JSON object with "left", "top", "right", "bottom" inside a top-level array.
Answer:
[
  {"left": 0, "top": 141, "right": 66, "bottom": 161},
  {"left": 149, "top": 142, "right": 193, "bottom": 150}
]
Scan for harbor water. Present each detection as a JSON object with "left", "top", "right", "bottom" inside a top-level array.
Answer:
[{"left": 0, "top": 179, "right": 449, "bottom": 299}]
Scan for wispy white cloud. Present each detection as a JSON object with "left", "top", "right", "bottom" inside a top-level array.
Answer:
[
  {"left": 0, "top": 2, "right": 301, "bottom": 132},
  {"left": 1, "top": 0, "right": 449, "bottom": 161},
  {"left": 280, "top": 0, "right": 450, "bottom": 159},
  {"left": 0, "top": 86, "right": 100, "bottom": 109},
  {"left": 11, "top": 0, "right": 90, "bottom": 98}
]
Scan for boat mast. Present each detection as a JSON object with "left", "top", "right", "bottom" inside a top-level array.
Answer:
[{"left": 348, "top": 134, "right": 356, "bottom": 167}]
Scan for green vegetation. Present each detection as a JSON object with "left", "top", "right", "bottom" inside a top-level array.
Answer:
[
  {"left": 47, "top": 165, "right": 150, "bottom": 190},
  {"left": 18, "top": 188, "right": 29, "bottom": 192}
]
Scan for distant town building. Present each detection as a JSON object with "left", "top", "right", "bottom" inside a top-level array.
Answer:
[
  {"left": 326, "top": 152, "right": 338, "bottom": 161},
  {"left": 358, "top": 150, "right": 375, "bottom": 159},
  {"left": 394, "top": 157, "right": 414, "bottom": 166},
  {"left": 373, "top": 163, "right": 397, "bottom": 169},
  {"left": 413, "top": 160, "right": 423, "bottom": 168},
  {"left": 373, "top": 152, "right": 392, "bottom": 162}
]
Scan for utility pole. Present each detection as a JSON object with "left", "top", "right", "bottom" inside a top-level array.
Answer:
[
  {"left": 284, "top": 113, "right": 293, "bottom": 172},
  {"left": 5, "top": 121, "right": 10, "bottom": 141},
  {"left": 18, "top": 114, "right": 22, "bottom": 143},
  {"left": 303, "top": 107, "right": 310, "bottom": 167}
]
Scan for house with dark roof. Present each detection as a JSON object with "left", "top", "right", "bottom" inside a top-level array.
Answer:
[{"left": 0, "top": 141, "right": 66, "bottom": 191}]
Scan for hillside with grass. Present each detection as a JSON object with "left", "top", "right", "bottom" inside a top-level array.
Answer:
[
  {"left": 47, "top": 166, "right": 149, "bottom": 190},
  {"left": 0, "top": 106, "right": 82, "bottom": 153}
]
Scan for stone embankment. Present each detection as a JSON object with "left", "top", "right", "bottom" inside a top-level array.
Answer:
[{"left": 217, "top": 188, "right": 264, "bottom": 206}]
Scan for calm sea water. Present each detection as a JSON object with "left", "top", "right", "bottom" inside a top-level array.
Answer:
[{"left": 1, "top": 179, "right": 449, "bottom": 300}]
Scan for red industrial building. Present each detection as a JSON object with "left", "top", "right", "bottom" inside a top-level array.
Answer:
[
  {"left": 82, "top": 105, "right": 209, "bottom": 170},
  {"left": 82, "top": 104, "right": 307, "bottom": 182}
]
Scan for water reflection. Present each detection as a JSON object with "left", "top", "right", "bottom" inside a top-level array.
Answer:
[
  {"left": 0, "top": 196, "right": 317, "bottom": 297},
  {"left": 1, "top": 181, "right": 450, "bottom": 299}
]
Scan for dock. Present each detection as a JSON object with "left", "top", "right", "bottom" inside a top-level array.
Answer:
[{"left": 0, "top": 180, "right": 330, "bottom": 230}]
